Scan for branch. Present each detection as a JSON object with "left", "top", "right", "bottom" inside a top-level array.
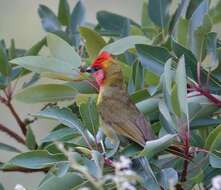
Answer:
[
  {"left": 0, "top": 123, "right": 26, "bottom": 145},
  {"left": 6, "top": 101, "right": 27, "bottom": 135},
  {"left": 2, "top": 167, "right": 49, "bottom": 173}
]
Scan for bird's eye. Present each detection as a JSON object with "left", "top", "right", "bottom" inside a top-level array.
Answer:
[{"left": 85, "top": 67, "right": 101, "bottom": 73}]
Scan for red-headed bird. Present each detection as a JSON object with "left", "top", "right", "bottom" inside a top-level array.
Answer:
[{"left": 82, "top": 51, "right": 155, "bottom": 146}]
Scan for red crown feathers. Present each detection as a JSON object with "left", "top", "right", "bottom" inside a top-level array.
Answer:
[{"left": 91, "top": 51, "right": 111, "bottom": 68}]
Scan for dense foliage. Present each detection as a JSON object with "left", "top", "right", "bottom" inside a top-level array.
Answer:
[{"left": 1, "top": 0, "right": 221, "bottom": 189}]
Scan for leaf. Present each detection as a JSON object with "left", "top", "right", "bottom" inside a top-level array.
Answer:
[
  {"left": 175, "top": 56, "right": 188, "bottom": 118},
  {"left": 47, "top": 33, "right": 81, "bottom": 67},
  {"left": 58, "top": 0, "right": 70, "bottom": 26},
  {"left": 208, "top": 1, "right": 221, "bottom": 24},
  {"left": 0, "top": 40, "right": 10, "bottom": 76},
  {"left": 96, "top": 11, "right": 130, "bottom": 37},
  {"left": 136, "top": 44, "right": 172, "bottom": 75},
  {"left": 188, "top": 0, "right": 209, "bottom": 59},
  {"left": 91, "top": 150, "right": 104, "bottom": 178},
  {"left": 38, "top": 5, "right": 61, "bottom": 32},
  {"left": 10, "top": 56, "right": 79, "bottom": 77},
  {"left": 79, "top": 27, "right": 106, "bottom": 59},
  {"left": 141, "top": 0, "right": 155, "bottom": 28},
  {"left": 41, "top": 127, "right": 79, "bottom": 143},
  {"left": 160, "top": 168, "right": 178, "bottom": 189},
  {"left": 205, "top": 124, "right": 221, "bottom": 151},
  {"left": 174, "top": 17, "right": 189, "bottom": 47},
  {"left": 70, "top": 0, "right": 86, "bottom": 46},
  {"left": 201, "top": 32, "right": 219, "bottom": 71},
  {"left": 0, "top": 142, "right": 21, "bottom": 153},
  {"left": 148, "top": 0, "right": 172, "bottom": 28},
  {"left": 15, "top": 84, "right": 77, "bottom": 103},
  {"left": 209, "top": 153, "right": 221, "bottom": 169},
  {"left": 0, "top": 183, "right": 4, "bottom": 190},
  {"left": 102, "top": 36, "right": 151, "bottom": 55},
  {"left": 79, "top": 98, "right": 99, "bottom": 137},
  {"left": 26, "top": 37, "right": 46, "bottom": 56},
  {"left": 26, "top": 126, "right": 37, "bottom": 150},
  {"left": 66, "top": 81, "right": 97, "bottom": 94},
  {"left": 34, "top": 106, "right": 85, "bottom": 135},
  {"left": 139, "top": 134, "right": 177, "bottom": 158},
  {"left": 37, "top": 173, "right": 85, "bottom": 190},
  {"left": 5, "top": 150, "right": 66, "bottom": 169}
]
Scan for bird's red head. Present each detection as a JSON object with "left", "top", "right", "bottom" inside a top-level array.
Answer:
[{"left": 86, "top": 51, "right": 112, "bottom": 86}]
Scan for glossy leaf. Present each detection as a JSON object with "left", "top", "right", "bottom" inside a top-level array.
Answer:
[
  {"left": 34, "top": 106, "right": 85, "bottom": 135},
  {"left": 47, "top": 33, "right": 81, "bottom": 66},
  {"left": 58, "top": 0, "right": 70, "bottom": 26},
  {"left": 26, "top": 126, "right": 37, "bottom": 150},
  {"left": 139, "top": 134, "right": 177, "bottom": 158},
  {"left": 102, "top": 36, "right": 151, "bottom": 55},
  {"left": 209, "top": 153, "right": 221, "bottom": 169},
  {"left": 148, "top": 0, "right": 172, "bottom": 28},
  {"left": 10, "top": 56, "right": 79, "bottom": 77},
  {"left": 26, "top": 38, "right": 46, "bottom": 56},
  {"left": 41, "top": 127, "right": 79, "bottom": 143},
  {"left": 37, "top": 173, "right": 85, "bottom": 190},
  {"left": 0, "top": 40, "right": 10, "bottom": 76},
  {"left": 141, "top": 0, "right": 155, "bottom": 28},
  {"left": 15, "top": 84, "right": 77, "bottom": 103},
  {"left": 136, "top": 44, "right": 171, "bottom": 75},
  {"left": 175, "top": 56, "right": 188, "bottom": 118},
  {"left": 79, "top": 98, "right": 99, "bottom": 137},
  {"left": 174, "top": 17, "right": 189, "bottom": 47},
  {"left": 79, "top": 26, "right": 106, "bottom": 59},
  {"left": 205, "top": 124, "right": 221, "bottom": 151},
  {"left": 70, "top": 0, "right": 86, "bottom": 46},
  {"left": 5, "top": 150, "right": 66, "bottom": 169},
  {"left": 38, "top": 5, "right": 61, "bottom": 32},
  {"left": 0, "top": 142, "right": 21, "bottom": 153},
  {"left": 160, "top": 168, "right": 178, "bottom": 189},
  {"left": 97, "top": 11, "right": 130, "bottom": 37}
]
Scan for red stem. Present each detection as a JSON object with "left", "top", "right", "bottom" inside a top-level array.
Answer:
[{"left": 0, "top": 123, "right": 26, "bottom": 145}]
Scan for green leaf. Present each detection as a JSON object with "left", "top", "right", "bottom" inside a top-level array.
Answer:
[
  {"left": 58, "top": 0, "right": 70, "bottom": 26},
  {"left": 91, "top": 150, "right": 104, "bottom": 178},
  {"left": 38, "top": 5, "right": 61, "bottom": 32},
  {"left": 0, "top": 40, "right": 10, "bottom": 76},
  {"left": 70, "top": 0, "right": 85, "bottom": 46},
  {"left": 188, "top": 0, "right": 209, "bottom": 59},
  {"left": 15, "top": 84, "right": 77, "bottom": 103},
  {"left": 26, "top": 126, "right": 37, "bottom": 150},
  {"left": 37, "top": 173, "right": 85, "bottom": 190},
  {"left": 205, "top": 124, "right": 221, "bottom": 151},
  {"left": 148, "top": 0, "right": 172, "bottom": 28},
  {"left": 34, "top": 106, "right": 85, "bottom": 135},
  {"left": 139, "top": 134, "right": 177, "bottom": 158},
  {"left": 136, "top": 44, "right": 172, "bottom": 75},
  {"left": 5, "top": 150, "right": 66, "bottom": 169},
  {"left": 66, "top": 81, "right": 97, "bottom": 94},
  {"left": 0, "top": 183, "right": 4, "bottom": 190},
  {"left": 174, "top": 17, "right": 189, "bottom": 47},
  {"left": 79, "top": 98, "right": 99, "bottom": 137},
  {"left": 0, "top": 142, "right": 21, "bottom": 153},
  {"left": 102, "top": 36, "right": 151, "bottom": 55},
  {"left": 201, "top": 32, "right": 219, "bottom": 71},
  {"left": 175, "top": 56, "right": 188, "bottom": 118},
  {"left": 141, "top": 0, "right": 155, "bottom": 28},
  {"left": 10, "top": 56, "right": 79, "bottom": 78},
  {"left": 47, "top": 33, "right": 81, "bottom": 67},
  {"left": 209, "top": 1, "right": 221, "bottom": 24},
  {"left": 26, "top": 37, "right": 46, "bottom": 56},
  {"left": 160, "top": 168, "right": 178, "bottom": 190},
  {"left": 97, "top": 11, "right": 130, "bottom": 37},
  {"left": 209, "top": 152, "right": 221, "bottom": 169},
  {"left": 79, "top": 27, "right": 106, "bottom": 59},
  {"left": 41, "top": 127, "right": 79, "bottom": 143}
]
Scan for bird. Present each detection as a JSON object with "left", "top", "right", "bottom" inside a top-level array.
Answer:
[{"left": 81, "top": 51, "right": 155, "bottom": 146}]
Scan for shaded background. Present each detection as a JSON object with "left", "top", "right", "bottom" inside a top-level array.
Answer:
[{"left": 0, "top": 0, "right": 142, "bottom": 189}]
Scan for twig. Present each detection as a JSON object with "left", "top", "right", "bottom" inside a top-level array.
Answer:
[
  {"left": 2, "top": 167, "right": 49, "bottom": 173},
  {"left": 0, "top": 123, "right": 26, "bottom": 145},
  {"left": 6, "top": 101, "right": 27, "bottom": 135}
]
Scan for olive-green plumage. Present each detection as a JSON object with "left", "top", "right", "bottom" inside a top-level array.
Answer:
[{"left": 96, "top": 58, "right": 155, "bottom": 146}]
